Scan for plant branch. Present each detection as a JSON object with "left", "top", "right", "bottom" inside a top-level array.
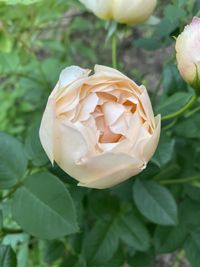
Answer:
[
  {"left": 160, "top": 174, "right": 200, "bottom": 185},
  {"left": 112, "top": 33, "right": 117, "bottom": 69},
  {"left": 185, "top": 105, "right": 200, "bottom": 118},
  {"left": 0, "top": 178, "right": 25, "bottom": 201},
  {"left": 162, "top": 95, "right": 198, "bottom": 121},
  {"left": 0, "top": 228, "right": 23, "bottom": 237}
]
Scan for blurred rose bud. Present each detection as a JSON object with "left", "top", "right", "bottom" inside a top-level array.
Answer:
[
  {"left": 79, "top": 0, "right": 157, "bottom": 25},
  {"left": 39, "top": 65, "right": 160, "bottom": 189},
  {"left": 176, "top": 17, "right": 200, "bottom": 91}
]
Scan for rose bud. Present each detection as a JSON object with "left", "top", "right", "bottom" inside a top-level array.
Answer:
[
  {"left": 39, "top": 65, "right": 160, "bottom": 189},
  {"left": 79, "top": 0, "right": 157, "bottom": 25},
  {"left": 176, "top": 17, "right": 200, "bottom": 91}
]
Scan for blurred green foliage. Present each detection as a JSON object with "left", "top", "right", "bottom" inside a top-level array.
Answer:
[{"left": 0, "top": 0, "right": 200, "bottom": 267}]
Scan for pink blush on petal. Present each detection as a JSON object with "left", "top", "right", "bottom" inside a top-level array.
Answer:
[{"left": 192, "top": 17, "right": 200, "bottom": 25}]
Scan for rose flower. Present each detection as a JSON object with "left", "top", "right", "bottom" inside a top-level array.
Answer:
[
  {"left": 39, "top": 65, "right": 160, "bottom": 189},
  {"left": 176, "top": 17, "right": 200, "bottom": 91}
]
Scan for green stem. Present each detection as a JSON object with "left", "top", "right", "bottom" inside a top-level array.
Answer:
[
  {"left": 162, "top": 95, "right": 198, "bottom": 121},
  {"left": 185, "top": 105, "right": 200, "bottom": 118},
  {"left": 2, "top": 227, "right": 23, "bottom": 234},
  {"left": 0, "top": 178, "right": 25, "bottom": 201},
  {"left": 0, "top": 228, "right": 23, "bottom": 238},
  {"left": 112, "top": 33, "right": 117, "bottom": 69},
  {"left": 163, "top": 119, "right": 177, "bottom": 131},
  {"left": 160, "top": 174, "right": 200, "bottom": 185}
]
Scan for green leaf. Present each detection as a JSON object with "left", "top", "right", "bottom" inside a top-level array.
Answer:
[
  {"left": 12, "top": 172, "right": 78, "bottom": 239},
  {"left": 0, "top": 52, "right": 19, "bottom": 74},
  {"left": 164, "top": 4, "right": 186, "bottom": 23},
  {"left": 0, "top": 0, "right": 42, "bottom": 4},
  {"left": 154, "top": 225, "right": 187, "bottom": 253},
  {"left": 83, "top": 219, "right": 119, "bottom": 265},
  {"left": 133, "top": 180, "right": 178, "bottom": 225},
  {"left": 152, "top": 132, "right": 175, "bottom": 167},
  {"left": 184, "top": 231, "right": 200, "bottom": 267},
  {"left": 156, "top": 92, "right": 194, "bottom": 117},
  {"left": 127, "top": 248, "right": 155, "bottom": 267},
  {"left": 89, "top": 192, "right": 120, "bottom": 220},
  {"left": 60, "top": 255, "right": 86, "bottom": 267},
  {"left": 0, "top": 210, "right": 3, "bottom": 230},
  {"left": 25, "top": 121, "right": 48, "bottom": 166},
  {"left": 162, "top": 64, "right": 187, "bottom": 95},
  {"left": 134, "top": 38, "right": 162, "bottom": 51},
  {"left": 117, "top": 213, "right": 150, "bottom": 251},
  {"left": 41, "top": 58, "right": 64, "bottom": 85},
  {"left": 0, "top": 132, "right": 27, "bottom": 189},
  {"left": 179, "top": 198, "right": 200, "bottom": 227},
  {"left": 44, "top": 241, "right": 65, "bottom": 264},
  {"left": 175, "top": 114, "right": 200, "bottom": 138},
  {"left": 0, "top": 245, "right": 17, "bottom": 267},
  {"left": 102, "top": 246, "right": 124, "bottom": 267},
  {"left": 0, "top": 29, "right": 12, "bottom": 53},
  {"left": 155, "top": 18, "right": 178, "bottom": 38},
  {"left": 184, "top": 185, "right": 200, "bottom": 203}
]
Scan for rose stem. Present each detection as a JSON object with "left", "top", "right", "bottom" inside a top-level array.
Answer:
[{"left": 112, "top": 33, "right": 117, "bottom": 69}]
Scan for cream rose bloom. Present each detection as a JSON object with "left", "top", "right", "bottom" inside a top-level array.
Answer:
[
  {"left": 176, "top": 17, "right": 200, "bottom": 89},
  {"left": 79, "top": 0, "right": 157, "bottom": 25},
  {"left": 39, "top": 65, "right": 160, "bottom": 189}
]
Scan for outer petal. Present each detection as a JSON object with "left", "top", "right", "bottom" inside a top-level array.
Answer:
[
  {"left": 139, "top": 85, "right": 156, "bottom": 128},
  {"left": 39, "top": 98, "right": 56, "bottom": 164},
  {"left": 39, "top": 66, "right": 90, "bottom": 163},
  {"left": 113, "top": 0, "right": 157, "bottom": 25},
  {"left": 139, "top": 114, "right": 161, "bottom": 162},
  {"left": 77, "top": 153, "right": 144, "bottom": 189},
  {"left": 54, "top": 66, "right": 91, "bottom": 100},
  {"left": 53, "top": 119, "right": 144, "bottom": 189},
  {"left": 79, "top": 0, "right": 113, "bottom": 20},
  {"left": 59, "top": 66, "right": 90, "bottom": 87},
  {"left": 54, "top": 120, "right": 90, "bottom": 177}
]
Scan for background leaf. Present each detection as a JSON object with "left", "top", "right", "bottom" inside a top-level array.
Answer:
[
  {"left": 0, "top": 245, "right": 17, "bottom": 267},
  {"left": 0, "top": 132, "right": 27, "bottom": 189},
  {"left": 83, "top": 219, "right": 119, "bottom": 265},
  {"left": 133, "top": 180, "right": 178, "bottom": 225},
  {"left": 184, "top": 231, "right": 200, "bottom": 267},
  {"left": 156, "top": 92, "right": 194, "bottom": 117},
  {"left": 152, "top": 132, "right": 175, "bottom": 167},
  {"left": 154, "top": 225, "right": 187, "bottom": 253},
  {"left": 116, "top": 212, "right": 150, "bottom": 251}
]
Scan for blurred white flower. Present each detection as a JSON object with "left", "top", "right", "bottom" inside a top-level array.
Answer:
[{"left": 80, "top": 0, "right": 157, "bottom": 25}]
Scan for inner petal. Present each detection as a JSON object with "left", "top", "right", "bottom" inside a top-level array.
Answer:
[
  {"left": 95, "top": 116, "right": 122, "bottom": 143},
  {"left": 102, "top": 102, "right": 125, "bottom": 126},
  {"left": 77, "top": 93, "right": 99, "bottom": 121}
]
